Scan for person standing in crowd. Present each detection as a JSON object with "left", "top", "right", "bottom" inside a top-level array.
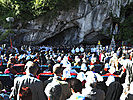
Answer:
[
  {"left": 109, "top": 53, "right": 119, "bottom": 71},
  {"left": 45, "top": 64, "right": 71, "bottom": 100},
  {"left": 82, "top": 71, "right": 105, "bottom": 100},
  {"left": 10, "top": 61, "right": 47, "bottom": 100},
  {"left": 77, "top": 63, "right": 87, "bottom": 87},
  {"left": 0, "top": 44, "right": 132, "bottom": 100},
  {"left": 105, "top": 82, "right": 123, "bottom": 100},
  {"left": 39, "top": 51, "right": 47, "bottom": 65},
  {"left": 80, "top": 46, "right": 84, "bottom": 53},
  {"left": 46, "top": 55, "right": 55, "bottom": 67},
  {"left": 75, "top": 47, "right": 80, "bottom": 54},
  {"left": 71, "top": 48, "right": 75, "bottom": 54}
]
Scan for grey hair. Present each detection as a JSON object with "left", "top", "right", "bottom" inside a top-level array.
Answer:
[{"left": 25, "top": 61, "right": 39, "bottom": 74}]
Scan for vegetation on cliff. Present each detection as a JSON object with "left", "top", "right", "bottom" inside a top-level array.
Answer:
[
  {"left": 0, "top": 0, "right": 79, "bottom": 42},
  {"left": 0, "top": 0, "right": 132, "bottom": 44},
  {"left": 111, "top": 2, "right": 133, "bottom": 45},
  {"left": 0, "top": 0, "right": 79, "bottom": 24}
]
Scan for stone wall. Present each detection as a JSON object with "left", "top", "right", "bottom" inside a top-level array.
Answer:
[{"left": 1, "top": 0, "right": 132, "bottom": 46}]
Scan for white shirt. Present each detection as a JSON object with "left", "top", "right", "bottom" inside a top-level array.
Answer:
[
  {"left": 45, "top": 79, "right": 61, "bottom": 97},
  {"left": 67, "top": 92, "right": 85, "bottom": 100},
  {"left": 82, "top": 86, "right": 93, "bottom": 97}
]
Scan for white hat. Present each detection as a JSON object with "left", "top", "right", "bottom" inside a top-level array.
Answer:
[
  {"left": 63, "top": 67, "right": 71, "bottom": 78},
  {"left": 106, "top": 75, "right": 115, "bottom": 86},
  {"left": 85, "top": 71, "right": 96, "bottom": 86},
  {"left": 90, "top": 65, "right": 94, "bottom": 70},
  {"left": 108, "top": 66, "right": 115, "bottom": 74},
  {"left": 94, "top": 73, "right": 103, "bottom": 82},
  {"left": 81, "top": 63, "right": 87, "bottom": 71},
  {"left": 77, "top": 72, "right": 86, "bottom": 82}
]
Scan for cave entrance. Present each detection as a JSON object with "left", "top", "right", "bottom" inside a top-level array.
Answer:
[
  {"left": 39, "top": 26, "right": 80, "bottom": 46},
  {"left": 82, "top": 33, "right": 111, "bottom": 46}
]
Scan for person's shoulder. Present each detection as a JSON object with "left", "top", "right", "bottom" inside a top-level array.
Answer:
[
  {"left": 96, "top": 88, "right": 105, "bottom": 94},
  {"left": 43, "top": 78, "right": 53, "bottom": 88},
  {"left": 78, "top": 72, "right": 84, "bottom": 75},
  {"left": 14, "top": 76, "right": 23, "bottom": 82},
  {"left": 29, "top": 76, "right": 42, "bottom": 82},
  {"left": 46, "top": 79, "right": 65, "bottom": 88},
  {"left": 58, "top": 80, "right": 68, "bottom": 85},
  {"left": 45, "top": 80, "right": 62, "bottom": 93},
  {"left": 29, "top": 77, "right": 44, "bottom": 86},
  {"left": 21, "top": 75, "right": 42, "bottom": 82}
]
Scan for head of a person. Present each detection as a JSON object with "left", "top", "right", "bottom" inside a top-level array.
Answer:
[
  {"left": 81, "top": 63, "right": 87, "bottom": 72},
  {"left": 25, "top": 61, "right": 39, "bottom": 75},
  {"left": 53, "top": 64, "right": 63, "bottom": 77},
  {"left": 68, "top": 78, "right": 82, "bottom": 93}
]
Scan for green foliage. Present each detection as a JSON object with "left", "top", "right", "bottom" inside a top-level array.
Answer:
[
  {"left": 0, "top": 30, "right": 11, "bottom": 41},
  {"left": 0, "top": 0, "right": 36, "bottom": 21},
  {"left": 107, "top": 3, "right": 133, "bottom": 45},
  {"left": 119, "top": 14, "right": 133, "bottom": 43},
  {"left": 55, "top": 0, "right": 79, "bottom": 11},
  {"left": 0, "top": 1, "right": 15, "bottom": 25},
  {"left": 0, "top": 0, "right": 79, "bottom": 25},
  {"left": 0, "top": 0, "right": 80, "bottom": 43},
  {"left": 117, "top": 3, "right": 133, "bottom": 44}
]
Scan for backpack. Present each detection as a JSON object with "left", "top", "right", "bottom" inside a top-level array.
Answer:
[{"left": 19, "top": 86, "right": 32, "bottom": 100}]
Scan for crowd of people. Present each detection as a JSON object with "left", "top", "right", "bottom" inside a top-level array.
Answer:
[{"left": 0, "top": 44, "right": 133, "bottom": 100}]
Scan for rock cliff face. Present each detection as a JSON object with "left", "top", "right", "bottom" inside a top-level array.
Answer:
[{"left": 13, "top": 0, "right": 132, "bottom": 46}]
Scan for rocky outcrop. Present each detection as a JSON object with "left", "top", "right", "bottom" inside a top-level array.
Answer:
[{"left": 5, "top": 0, "right": 133, "bottom": 46}]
